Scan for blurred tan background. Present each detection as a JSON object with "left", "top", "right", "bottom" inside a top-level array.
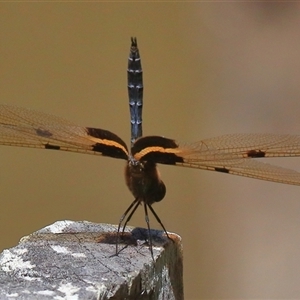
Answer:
[{"left": 1, "top": 3, "right": 300, "bottom": 299}]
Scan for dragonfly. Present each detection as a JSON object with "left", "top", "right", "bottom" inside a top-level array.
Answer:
[{"left": 1, "top": 38, "right": 300, "bottom": 258}]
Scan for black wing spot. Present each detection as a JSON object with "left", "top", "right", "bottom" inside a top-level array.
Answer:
[
  {"left": 215, "top": 167, "right": 230, "bottom": 173},
  {"left": 36, "top": 128, "right": 52, "bottom": 137},
  {"left": 87, "top": 128, "right": 128, "bottom": 151},
  {"left": 141, "top": 151, "right": 184, "bottom": 165},
  {"left": 91, "top": 143, "right": 128, "bottom": 159},
  {"left": 86, "top": 127, "right": 128, "bottom": 160},
  {"left": 45, "top": 144, "right": 60, "bottom": 150},
  {"left": 247, "top": 150, "right": 266, "bottom": 158},
  {"left": 132, "top": 136, "right": 178, "bottom": 156},
  {"left": 132, "top": 136, "right": 183, "bottom": 164}
]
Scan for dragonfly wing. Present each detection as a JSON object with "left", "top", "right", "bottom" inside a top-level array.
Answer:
[
  {"left": 181, "top": 134, "right": 300, "bottom": 159},
  {"left": 176, "top": 157, "right": 300, "bottom": 185},
  {"left": 132, "top": 135, "right": 300, "bottom": 185},
  {"left": 174, "top": 134, "right": 300, "bottom": 185},
  {"left": 0, "top": 104, "right": 129, "bottom": 159}
]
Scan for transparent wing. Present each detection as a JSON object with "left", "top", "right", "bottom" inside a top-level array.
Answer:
[
  {"left": 0, "top": 104, "right": 128, "bottom": 159},
  {"left": 186, "top": 134, "right": 300, "bottom": 158},
  {"left": 175, "top": 134, "right": 300, "bottom": 185}
]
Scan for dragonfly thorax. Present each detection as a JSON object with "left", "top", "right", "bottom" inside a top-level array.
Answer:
[{"left": 125, "top": 158, "right": 166, "bottom": 205}]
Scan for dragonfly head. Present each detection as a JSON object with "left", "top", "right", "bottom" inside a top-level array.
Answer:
[{"left": 125, "top": 158, "right": 166, "bottom": 205}]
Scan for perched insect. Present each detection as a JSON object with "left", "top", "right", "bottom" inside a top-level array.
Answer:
[{"left": 1, "top": 38, "right": 300, "bottom": 258}]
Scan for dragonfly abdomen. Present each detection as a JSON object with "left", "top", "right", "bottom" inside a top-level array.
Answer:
[{"left": 128, "top": 37, "right": 143, "bottom": 146}]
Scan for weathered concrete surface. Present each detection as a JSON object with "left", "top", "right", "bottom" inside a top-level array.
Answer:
[{"left": 0, "top": 220, "right": 183, "bottom": 299}]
